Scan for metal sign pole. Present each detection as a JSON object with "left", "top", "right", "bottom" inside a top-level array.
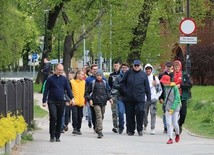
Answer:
[{"left": 186, "top": 0, "right": 191, "bottom": 75}]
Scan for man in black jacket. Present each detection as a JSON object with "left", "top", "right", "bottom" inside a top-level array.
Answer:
[
  {"left": 42, "top": 64, "right": 73, "bottom": 142},
  {"left": 108, "top": 61, "right": 120, "bottom": 133},
  {"left": 120, "top": 60, "right": 151, "bottom": 136}
]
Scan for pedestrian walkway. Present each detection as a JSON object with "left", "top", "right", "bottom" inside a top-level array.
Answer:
[{"left": 18, "top": 93, "right": 214, "bottom": 155}]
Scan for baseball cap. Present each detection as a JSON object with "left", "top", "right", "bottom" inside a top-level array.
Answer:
[
  {"left": 165, "top": 62, "right": 172, "bottom": 67},
  {"left": 160, "top": 75, "right": 171, "bottom": 84},
  {"left": 133, "top": 60, "right": 141, "bottom": 65}
]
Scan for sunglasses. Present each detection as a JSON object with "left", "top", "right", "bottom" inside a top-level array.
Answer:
[{"left": 134, "top": 64, "right": 140, "bottom": 67}]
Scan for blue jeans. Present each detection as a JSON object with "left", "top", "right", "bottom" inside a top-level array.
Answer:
[{"left": 117, "top": 100, "right": 125, "bottom": 129}]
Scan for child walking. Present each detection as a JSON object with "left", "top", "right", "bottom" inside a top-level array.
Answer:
[
  {"left": 70, "top": 70, "right": 86, "bottom": 135},
  {"left": 160, "top": 75, "right": 181, "bottom": 144},
  {"left": 85, "top": 70, "right": 112, "bottom": 139}
]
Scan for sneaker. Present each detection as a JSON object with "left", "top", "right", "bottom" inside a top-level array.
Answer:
[
  {"left": 138, "top": 131, "right": 143, "bottom": 136},
  {"left": 88, "top": 122, "right": 92, "bottom": 128},
  {"left": 64, "top": 125, "right": 68, "bottom": 131},
  {"left": 112, "top": 128, "right": 118, "bottom": 133},
  {"left": 77, "top": 130, "right": 82, "bottom": 135},
  {"left": 118, "top": 128, "right": 124, "bottom": 134},
  {"left": 175, "top": 134, "right": 180, "bottom": 142},
  {"left": 167, "top": 138, "right": 173, "bottom": 144},
  {"left": 56, "top": 138, "right": 61, "bottom": 142},
  {"left": 97, "top": 132, "right": 103, "bottom": 139},
  {"left": 150, "top": 129, "right": 155, "bottom": 135},
  {"left": 163, "top": 127, "right": 167, "bottom": 134},
  {"left": 143, "top": 127, "right": 147, "bottom": 133},
  {"left": 127, "top": 132, "right": 134, "bottom": 136},
  {"left": 72, "top": 129, "right": 79, "bottom": 134},
  {"left": 179, "top": 126, "right": 182, "bottom": 134},
  {"left": 50, "top": 138, "right": 54, "bottom": 142}
]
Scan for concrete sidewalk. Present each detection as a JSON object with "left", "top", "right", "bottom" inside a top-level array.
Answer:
[{"left": 18, "top": 93, "right": 214, "bottom": 155}]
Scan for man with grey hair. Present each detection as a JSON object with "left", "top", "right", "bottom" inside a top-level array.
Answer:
[{"left": 120, "top": 60, "right": 151, "bottom": 136}]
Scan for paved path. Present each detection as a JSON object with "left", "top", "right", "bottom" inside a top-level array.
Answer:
[{"left": 18, "top": 93, "right": 214, "bottom": 155}]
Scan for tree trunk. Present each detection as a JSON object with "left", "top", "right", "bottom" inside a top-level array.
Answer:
[
  {"left": 36, "top": 3, "right": 64, "bottom": 83},
  {"left": 127, "top": 0, "right": 156, "bottom": 64},
  {"left": 63, "top": 32, "right": 75, "bottom": 76}
]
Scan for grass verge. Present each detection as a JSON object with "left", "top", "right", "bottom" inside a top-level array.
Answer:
[
  {"left": 33, "top": 83, "right": 42, "bottom": 93},
  {"left": 157, "top": 85, "right": 214, "bottom": 138},
  {"left": 34, "top": 104, "right": 48, "bottom": 118}
]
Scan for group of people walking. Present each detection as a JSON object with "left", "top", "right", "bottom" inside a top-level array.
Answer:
[{"left": 42, "top": 59, "right": 192, "bottom": 144}]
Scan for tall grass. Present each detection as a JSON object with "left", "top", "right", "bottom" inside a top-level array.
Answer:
[{"left": 185, "top": 86, "right": 214, "bottom": 138}]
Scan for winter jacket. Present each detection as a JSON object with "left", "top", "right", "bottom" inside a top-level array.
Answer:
[
  {"left": 108, "top": 70, "right": 120, "bottom": 96},
  {"left": 144, "top": 64, "right": 162, "bottom": 101},
  {"left": 70, "top": 79, "right": 86, "bottom": 107},
  {"left": 164, "top": 83, "right": 181, "bottom": 112},
  {"left": 113, "top": 70, "right": 126, "bottom": 101},
  {"left": 173, "top": 60, "right": 192, "bottom": 100},
  {"left": 85, "top": 79, "right": 111, "bottom": 106},
  {"left": 120, "top": 69, "right": 151, "bottom": 103}
]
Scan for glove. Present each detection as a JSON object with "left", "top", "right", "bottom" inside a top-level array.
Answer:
[{"left": 169, "top": 109, "right": 174, "bottom": 115}]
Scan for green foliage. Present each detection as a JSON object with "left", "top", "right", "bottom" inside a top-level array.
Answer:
[
  {"left": 21, "top": 132, "right": 33, "bottom": 144},
  {"left": 34, "top": 83, "right": 42, "bottom": 93},
  {"left": 0, "top": 0, "right": 39, "bottom": 69}
]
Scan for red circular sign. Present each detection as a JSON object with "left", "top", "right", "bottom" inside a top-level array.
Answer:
[{"left": 179, "top": 18, "right": 196, "bottom": 35}]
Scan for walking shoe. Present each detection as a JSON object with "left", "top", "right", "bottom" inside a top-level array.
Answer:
[
  {"left": 97, "top": 132, "right": 103, "bottom": 139},
  {"left": 138, "top": 131, "right": 143, "bottom": 136},
  {"left": 64, "top": 125, "right": 68, "bottom": 131},
  {"left": 127, "top": 132, "right": 134, "bottom": 136},
  {"left": 50, "top": 138, "right": 54, "bottom": 142},
  {"left": 150, "top": 129, "right": 155, "bottom": 135},
  {"left": 166, "top": 138, "right": 173, "bottom": 144},
  {"left": 112, "top": 128, "right": 118, "bottom": 133},
  {"left": 163, "top": 127, "right": 167, "bottom": 134},
  {"left": 56, "top": 138, "right": 61, "bottom": 142},
  {"left": 143, "top": 127, "right": 147, "bottom": 133},
  {"left": 88, "top": 122, "right": 92, "bottom": 128},
  {"left": 179, "top": 126, "right": 182, "bottom": 134},
  {"left": 175, "top": 134, "right": 180, "bottom": 142},
  {"left": 72, "top": 129, "right": 79, "bottom": 134},
  {"left": 77, "top": 130, "right": 82, "bottom": 135},
  {"left": 118, "top": 128, "right": 124, "bottom": 134}
]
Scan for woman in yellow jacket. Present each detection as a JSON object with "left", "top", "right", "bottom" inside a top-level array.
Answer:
[{"left": 70, "top": 70, "right": 86, "bottom": 135}]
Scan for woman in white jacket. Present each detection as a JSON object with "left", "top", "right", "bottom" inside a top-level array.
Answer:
[{"left": 143, "top": 63, "right": 162, "bottom": 135}]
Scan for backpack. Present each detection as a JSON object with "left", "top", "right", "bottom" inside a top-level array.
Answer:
[
  {"left": 153, "top": 75, "right": 161, "bottom": 93},
  {"left": 91, "top": 79, "right": 109, "bottom": 94}
]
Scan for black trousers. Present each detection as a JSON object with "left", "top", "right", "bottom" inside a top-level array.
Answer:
[
  {"left": 90, "top": 106, "right": 96, "bottom": 130},
  {"left": 125, "top": 101, "right": 145, "bottom": 133},
  {"left": 48, "top": 100, "right": 65, "bottom": 139},
  {"left": 179, "top": 100, "right": 187, "bottom": 127},
  {"left": 71, "top": 106, "right": 83, "bottom": 131}
]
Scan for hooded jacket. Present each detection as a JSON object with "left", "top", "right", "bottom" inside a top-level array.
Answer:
[
  {"left": 144, "top": 64, "right": 162, "bottom": 101},
  {"left": 173, "top": 60, "right": 192, "bottom": 100},
  {"left": 173, "top": 60, "right": 183, "bottom": 95}
]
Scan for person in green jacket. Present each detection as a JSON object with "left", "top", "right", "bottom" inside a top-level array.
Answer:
[{"left": 160, "top": 75, "right": 181, "bottom": 144}]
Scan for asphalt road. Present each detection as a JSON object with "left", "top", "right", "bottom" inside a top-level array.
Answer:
[{"left": 18, "top": 93, "right": 214, "bottom": 155}]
